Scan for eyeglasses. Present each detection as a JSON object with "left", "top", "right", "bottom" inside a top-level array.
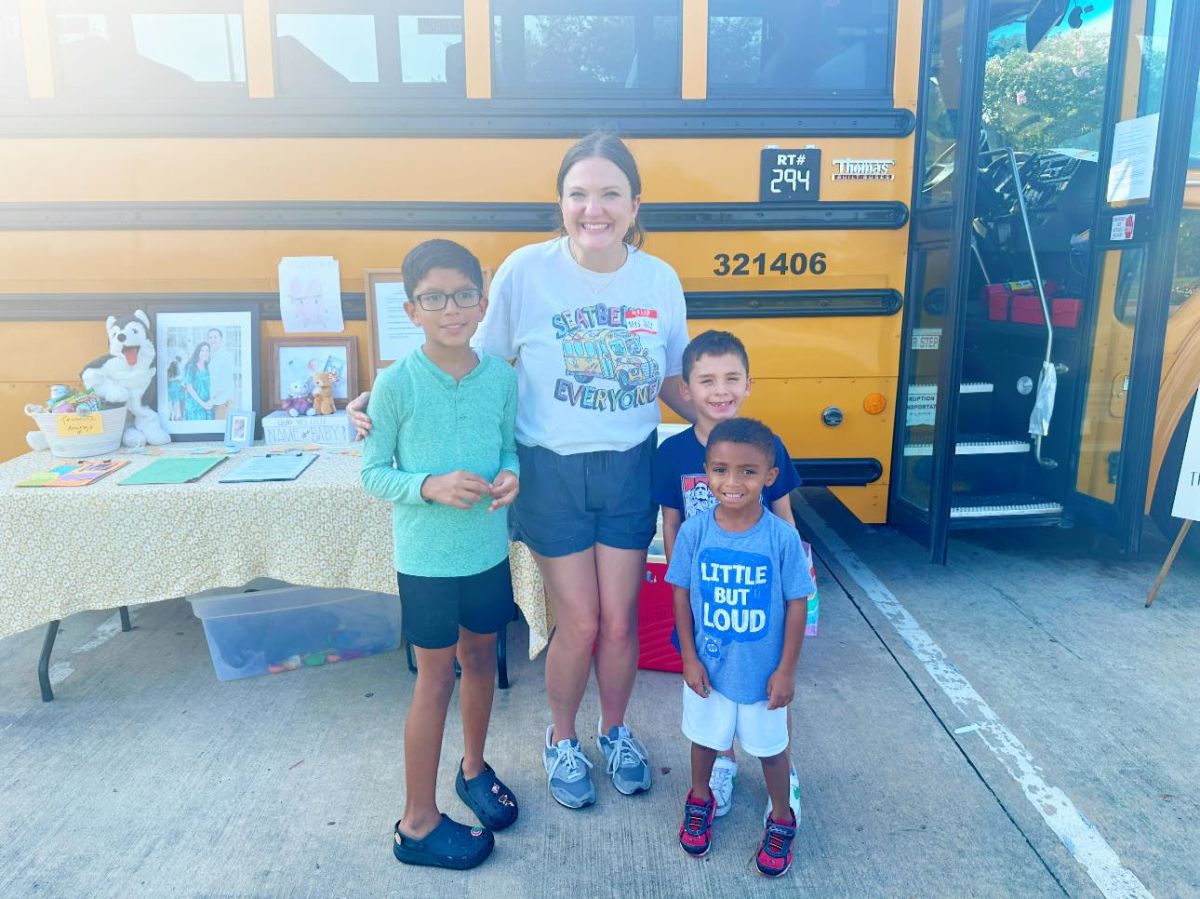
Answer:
[{"left": 412, "top": 288, "right": 483, "bottom": 311}]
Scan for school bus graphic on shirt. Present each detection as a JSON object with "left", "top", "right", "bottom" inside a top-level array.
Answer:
[{"left": 561, "top": 327, "right": 660, "bottom": 390}]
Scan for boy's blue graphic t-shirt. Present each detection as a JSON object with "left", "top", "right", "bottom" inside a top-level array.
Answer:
[
  {"left": 652, "top": 426, "right": 800, "bottom": 519},
  {"left": 666, "top": 508, "right": 814, "bottom": 704}
]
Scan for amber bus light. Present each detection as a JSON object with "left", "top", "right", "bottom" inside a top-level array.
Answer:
[{"left": 863, "top": 393, "right": 888, "bottom": 414}]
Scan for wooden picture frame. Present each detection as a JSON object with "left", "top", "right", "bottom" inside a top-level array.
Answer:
[
  {"left": 266, "top": 336, "right": 359, "bottom": 413},
  {"left": 364, "top": 268, "right": 411, "bottom": 383},
  {"left": 364, "top": 265, "right": 493, "bottom": 386}
]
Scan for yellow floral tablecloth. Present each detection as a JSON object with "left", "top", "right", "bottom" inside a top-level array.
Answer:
[{"left": 0, "top": 448, "right": 552, "bottom": 656}]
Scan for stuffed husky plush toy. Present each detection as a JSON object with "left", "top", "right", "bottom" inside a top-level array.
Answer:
[{"left": 80, "top": 310, "right": 171, "bottom": 448}]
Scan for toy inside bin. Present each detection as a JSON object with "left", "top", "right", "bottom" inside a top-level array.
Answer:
[{"left": 25, "top": 404, "right": 127, "bottom": 458}]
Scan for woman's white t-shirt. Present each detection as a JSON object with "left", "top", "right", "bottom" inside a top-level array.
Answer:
[{"left": 480, "top": 236, "right": 688, "bottom": 455}]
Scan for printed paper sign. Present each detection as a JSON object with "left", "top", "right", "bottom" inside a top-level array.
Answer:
[
  {"left": 1171, "top": 387, "right": 1200, "bottom": 521},
  {"left": 373, "top": 281, "right": 424, "bottom": 363},
  {"left": 56, "top": 413, "right": 104, "bottom": 437},
  {"left": 1107, "top": 113, "right": 1159, "bottom": 203},
  {"left": 906, "top": 385, "right": 937, "bottom": 426}
]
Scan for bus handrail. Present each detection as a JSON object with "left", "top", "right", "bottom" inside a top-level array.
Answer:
[{"left": 980, "top": 147, "right": 1058, "bottom": 468}]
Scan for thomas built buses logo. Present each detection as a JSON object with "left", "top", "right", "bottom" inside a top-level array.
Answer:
[{"left": 831, "top": 158, "right": 895, "bottom": 181}]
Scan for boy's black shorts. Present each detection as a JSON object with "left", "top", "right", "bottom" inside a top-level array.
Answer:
[{"left": 396, "top": 558, "right": 515, "bottom": 650}]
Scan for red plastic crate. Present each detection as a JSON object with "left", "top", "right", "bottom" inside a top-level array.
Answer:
[
  {"left": 1052, "top": 298, "right": 1082, "bottom": 328},
  {"left": 985, "top": 284, "right": 1011, "bottom": 321},
  {"left": 1009, "top": 294, "right": 1046, "bottom": 324},
  {"left": 637, "top": 559, "right": 682, "bottom": 673}
]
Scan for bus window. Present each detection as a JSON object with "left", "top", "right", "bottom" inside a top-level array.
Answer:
[
  {"left": 53, "top": 5, "right": 246, "bottom": 95},
  {"left": 274, "top": 4, "right": 465, "bottom": 96},
  {"left": 707, "top": 0, "right": 893, "bottom": 98},
  {"left": 491, "top": 0, "right": 680, "bottom": 98},
  {"left": 0, "top": 2, "right": 22, "bottom": 96}
]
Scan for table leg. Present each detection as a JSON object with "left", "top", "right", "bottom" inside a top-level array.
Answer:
[
  {"left": 119, "top": 606, "right": 132, "bottom": 632},
  {"left": 38, "top": 620, "right": 61, "bottom": 703}
]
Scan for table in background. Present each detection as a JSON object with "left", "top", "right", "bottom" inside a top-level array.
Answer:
[{"left": 0, "top": 447, "right": 550, "bottom": 700}]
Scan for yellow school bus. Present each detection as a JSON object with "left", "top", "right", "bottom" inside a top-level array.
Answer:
[{"left": 1, "top": 0, "right": 1197, "bottom": 559}]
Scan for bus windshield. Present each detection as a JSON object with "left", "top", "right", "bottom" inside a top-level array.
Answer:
[{"left": 982, "top": 0, "right": 1115, "bottom": 154}]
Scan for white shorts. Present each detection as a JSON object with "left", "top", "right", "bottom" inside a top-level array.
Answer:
[{"left": 680, "top": 684, "right": 789, "bottom": 758}]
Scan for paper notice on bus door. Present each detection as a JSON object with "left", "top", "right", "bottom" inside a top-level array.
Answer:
[
  {"left": 906, "top": 385, "right": 936, "bottom": 426},
  {"left": 1170, "top": 387, "right": 1200, "bottom": 521},
  {"left": 1106, "top": 113, "right": 1159, "bottom": 203}
]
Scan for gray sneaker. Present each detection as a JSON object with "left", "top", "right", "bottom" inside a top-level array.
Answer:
[
  {"left": 543, "top": 725, "right": 596, "bottom": 809},
  {"left": 597, "top": 724, "right": 651, "bottom": 795}
]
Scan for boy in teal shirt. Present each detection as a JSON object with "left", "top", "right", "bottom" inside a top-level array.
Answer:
[{"left": 362, "top": 239, "right": 519, "bottom": 870}]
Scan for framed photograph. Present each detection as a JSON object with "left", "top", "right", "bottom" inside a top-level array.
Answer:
[
  {"left": 150, "top": 305, "right": 260, "bottom": 441},
  {"left": 266, "top": 336, "right": 359, "bottom": 412},
  {"left": 224, "top": 410, "right": 257, "bottom": 448}
]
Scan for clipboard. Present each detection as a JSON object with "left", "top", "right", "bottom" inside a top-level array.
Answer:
[
  {"left": 218, "top": 453, "right": 318, "bottom": 483},
  {"left": 121, "top": 456, "right": 228, "bottom": 485}
]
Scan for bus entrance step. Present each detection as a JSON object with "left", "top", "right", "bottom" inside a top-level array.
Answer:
[
  {"left": 909, "top": 380, "right": 994, "bottom": 393},
  {"left": 949, "top": 494, "right": 1064, "bottom": 526},
  {"left": 959, "top": 381, "right": 994, "bottom": 394},
  {"left": 904, "top": 436, "right": 1030, "bottom": 457}
]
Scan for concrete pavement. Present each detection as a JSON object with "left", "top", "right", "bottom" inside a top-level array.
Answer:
[{"left": 1, "top": 488, "right": 1196, "bottom": 898}]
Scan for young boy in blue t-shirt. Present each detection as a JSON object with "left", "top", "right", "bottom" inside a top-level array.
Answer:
[
  {"left": 651, "top": 330, "right": 802, "bottom": 818},
  {"left": 362, "top": 239, "right": 520, "bottom": 871},
  {"left": 666, "top": 418, "right": 814, "bottom": 877}
]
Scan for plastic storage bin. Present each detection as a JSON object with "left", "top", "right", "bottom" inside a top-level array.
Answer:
[{"left": 188, "top": 587, "right": 401, "bottom": 681}]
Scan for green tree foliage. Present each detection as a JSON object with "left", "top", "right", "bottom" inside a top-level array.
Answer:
[
  {"left": 982, "top": 29, "right": 1112, "bottom": 151},
  {"left": 519, "top": 15, "right": 633, "bottom": 86}
]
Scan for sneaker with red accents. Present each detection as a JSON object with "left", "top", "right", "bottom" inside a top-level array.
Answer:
[
  {"left": 755, "top": 810, "right": 797, "bottom": 877},
  {"left": 678, "top": 790, "right": 716, "bottom": 857}
]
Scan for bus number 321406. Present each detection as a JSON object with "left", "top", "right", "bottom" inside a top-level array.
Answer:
[{"left": 713, "top": 252, "right": 828, "bottom": 276}]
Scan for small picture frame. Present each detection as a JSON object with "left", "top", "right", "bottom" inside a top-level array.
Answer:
[
  {"left": 266, "top": 336, "right": 359, "bottom": 412},
  {"left": 224, "top": 410, "right": 257, "bottom": 448}
]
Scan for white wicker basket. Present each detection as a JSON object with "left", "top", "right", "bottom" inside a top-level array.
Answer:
[{"left": 26, "top": 405, "right": 127, "bottom": 458}]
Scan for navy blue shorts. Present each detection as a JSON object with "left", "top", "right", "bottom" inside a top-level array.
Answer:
[
  {"left": 396, "top": 558, "right": 514, "bottom": 650},
  {"left": 513, "top": 433, "right": 658, "bottom": 558}
]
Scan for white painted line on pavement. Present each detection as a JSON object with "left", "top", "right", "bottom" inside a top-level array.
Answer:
[
  {"left": 50, "top": 608, "right": 140, "bottom": 686},
  {"left": 71, "top": 608, "right": 138, "bottom": 654},
  {"left": 796, "top": 498, "right": 1153, "bottom": 899}
]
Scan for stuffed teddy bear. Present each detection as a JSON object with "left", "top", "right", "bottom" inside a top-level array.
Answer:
[
  {"left": 79, "top": 310, "right": 171, "bottom": 448},
  {"left": 311, "top": 370, "right": 338, "bottom": 416},
  {"left": 282, "top": 380, "right": 314, "bottom": 417}
]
